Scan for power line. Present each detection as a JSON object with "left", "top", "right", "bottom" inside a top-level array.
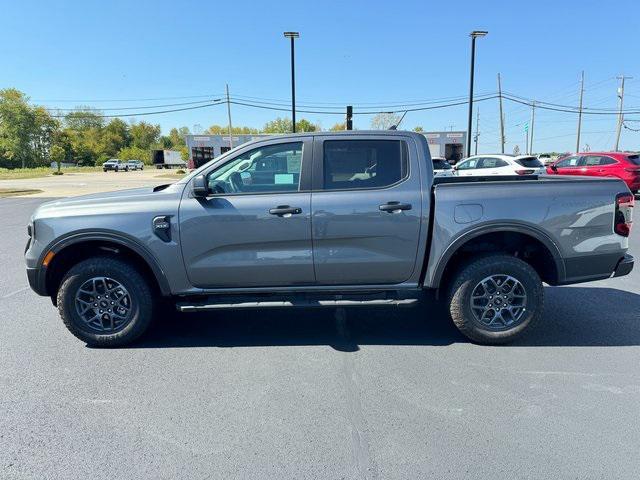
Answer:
[
  {"left": 46, "top": 99, "right": 220, "bottom": 112},
  {"left": 49, "top": 101, "right": 226, "bottom": 118},
  {"left": 34, "top": 93, "right": 225, "bottom": 103}
]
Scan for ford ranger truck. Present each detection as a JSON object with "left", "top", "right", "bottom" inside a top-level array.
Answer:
[{"left": 25, "top": 131, "right": 634, "bottom": 346}]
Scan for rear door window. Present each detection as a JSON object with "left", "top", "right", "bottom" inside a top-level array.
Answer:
[
  {"left": 582, "top": 155, "right": 617, "bottom": 166},
  {"left": 515, "top": 156, "right": 544, "bottom": 168},
  {"left": 479, "top": 157, "right": 508, "bottom": 168},
  {"left": 322, "top": 140, "right": 409, "bottom": 190},
  {"left": 556, "top": 156, "right": 580, "bottom": 168}
]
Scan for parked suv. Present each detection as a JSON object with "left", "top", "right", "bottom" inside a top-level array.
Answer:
[
  {"left": 547, "top": 152, "right": 640, "bottom": 193},
  {"left": 103, "top": 159, "right": 125, "bottom": 172},
  {"left": 455, "top": 154, "right": 546, "bottom": 176}
]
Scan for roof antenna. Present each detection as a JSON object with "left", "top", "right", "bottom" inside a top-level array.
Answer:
[{"left": 389, "top": 110, "right": 408, "bottom": 130}]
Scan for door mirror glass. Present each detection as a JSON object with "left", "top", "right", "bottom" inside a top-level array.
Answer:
[{"left": 192, "top": 174, "right": 209, "bottom": 197}]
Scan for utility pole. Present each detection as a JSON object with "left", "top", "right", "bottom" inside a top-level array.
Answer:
[
  {"left": 614, "top": 75, "right": 632, "bottom": 151},
  {"left": 225, "top": 84, "right": 233, "bottom": 150},
  {"left": 466, "top": 31, "right": 488, "bottom": 158},
  {"left": 497, "top": 73, "right": 505, "bottom": 154},
  {"left": 474, "top": 108, "right": 480, "bottom": 155},
  {"left": 576, "top": 71, "right": 584, "bottom": 153},
  {"left": 529, "top": 101, "right": 535, "bottom": 155},
  {"left": 283, "top": 32, "right": 300, "bottom": 133}
]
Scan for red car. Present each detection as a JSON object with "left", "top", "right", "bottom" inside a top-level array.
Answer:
[{"left": 547, "top": 152, "right": 640, "bottom": 193}]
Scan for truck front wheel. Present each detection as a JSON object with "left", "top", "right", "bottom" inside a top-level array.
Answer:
[
  {"left": 448, "top": 254, "right": 543, "bottom": 344},
  {"left": 56, "top": 257, "right": 155, "bottom": 347}
]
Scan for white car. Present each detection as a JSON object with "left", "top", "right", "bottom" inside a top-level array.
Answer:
[
  {"left": 126, "top": 160, "right": 144, "bottom": 171},
  {"left": 432, "top": 157, "right": 455, "bottom": 177},
  {"left": 454, "top": 154, "right": 546, "bottom": 177}
]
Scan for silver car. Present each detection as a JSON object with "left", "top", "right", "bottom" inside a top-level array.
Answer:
[{"left": 126, "top": 160, "right": 144, "bottom": 171}]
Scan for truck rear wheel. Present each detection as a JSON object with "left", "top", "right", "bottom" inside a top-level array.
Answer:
[
  {"left": 448, "top": 254, "right": 543, "bottom": 344},
  {"left": 56, "top": 257, "right": 154, "bottom": 347}
]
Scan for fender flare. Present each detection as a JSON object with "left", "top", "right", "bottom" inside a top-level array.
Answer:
[
  {"left": 429, "top": 223, "right": 566, "bottom": 288},
  {"left": 40, "top": 230, "right": 172, "bottom": 296}
]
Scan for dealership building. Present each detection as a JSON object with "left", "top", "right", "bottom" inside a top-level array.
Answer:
[{"left": 185, "top": 130, "right": 466, "bottom": 168}]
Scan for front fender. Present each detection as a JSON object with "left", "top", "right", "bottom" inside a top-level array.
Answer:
[{"left": 38, "top": 230, "right": 172, "bottom": 296}]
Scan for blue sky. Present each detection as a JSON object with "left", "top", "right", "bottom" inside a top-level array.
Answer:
[{"left": 2, "top": 0, "right": 639, "bottom": 152}]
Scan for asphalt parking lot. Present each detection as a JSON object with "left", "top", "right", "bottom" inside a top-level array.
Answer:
[{"left": 2, "top": 197, "right": 640, "bottom": 479}]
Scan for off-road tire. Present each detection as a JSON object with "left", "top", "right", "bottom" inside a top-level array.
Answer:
[
  {"left": 57, "top": 257, "right": 154, "bottom": 347},
  {"left": 448, "top": 254, "right": 543, "bottom": 344}
]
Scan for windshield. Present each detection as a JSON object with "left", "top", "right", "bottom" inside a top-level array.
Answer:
[{"left": 515, "top": 156, "right": 543, "bottom": 168}]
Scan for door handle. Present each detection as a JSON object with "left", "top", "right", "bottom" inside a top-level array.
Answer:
[
  {"left": 379, "top": 201, "right": 412, "bottom": 213},
  {"left": 269, "top": 205, "right": 302, "bottom": 217}
]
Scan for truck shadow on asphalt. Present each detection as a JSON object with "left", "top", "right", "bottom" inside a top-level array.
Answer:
[{"left": 134, "top": 286, "right": 640, "bottom": 349}]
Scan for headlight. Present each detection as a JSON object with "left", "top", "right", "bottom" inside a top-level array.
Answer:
[{"left": 27, "top": 221, "right": 34, "bottom": 239}]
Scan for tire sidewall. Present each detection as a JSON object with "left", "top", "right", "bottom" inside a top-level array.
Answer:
[
  {"left": 451, "top": 256, "right": 543, "bottom": 343},
  {"left": 58, "top": 258, "right": 153, "bottom": 346}
]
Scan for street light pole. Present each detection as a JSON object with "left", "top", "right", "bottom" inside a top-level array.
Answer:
[
  {"left": 466, "top": 30, "right": 488, "bottom": 158},
  {"left": 284, "top": 32, "right": 299, "bottom": 133}
]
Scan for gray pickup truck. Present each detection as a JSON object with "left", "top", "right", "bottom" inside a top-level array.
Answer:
[{"left": 25, "top": 131, "right": 634, "bottom": 346}]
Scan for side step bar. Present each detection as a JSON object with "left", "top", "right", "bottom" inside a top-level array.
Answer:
[{"left": 177, "top": 298, "right": 418, "bottom": 312}]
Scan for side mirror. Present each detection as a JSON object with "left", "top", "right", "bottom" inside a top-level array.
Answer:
[
  {"left": 550, "top": 165, "right": 558, "bottom": 172},
  {"left": 192, "top": 174, "right": 209, "bottom": 197}
]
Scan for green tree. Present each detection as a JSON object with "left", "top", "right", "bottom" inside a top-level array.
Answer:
[
  {"left": 370, "top": 113, "right": 401, "bottom": 130},
  {"left": 130, "top": 121, "right": 161, "bottom": 149},
  {"left": 169, "top": 127, "right": 190, "bottom": 147},
  {"left": 63, "top": 108, "right": 106, "bottom": 166},
  {"left": 206, "top": 124, "right": 259, "bottom": 135},
  {"left": 117, "top": 146, "right": 150, "bottom": 164},
  {"left": 263, "top": 118, "right": 292, "bottom": 133},
  {"left": 101, "top": 118, "right": 131, "bottom": 156},
  {"left": 329, "top": 122, "right": 346, "bottom": 131},
  {"left": 0, "top": 88, "right": 37, "bottom": 168},
  {"left": 52, "top": 129, "right": 74, "bottom": 163},
  {"left": 263, "top": 117, "right": 318, "bottom": 134},
  {"left": 50, "top": 145, "right": 66, "bottom": 174},
  {"left": 295, "top": 119, "right": 318, "bottom": 132},
  {"left": 413, "top": 126, "right": 424, "bottom": 132},
  {"left": 64, "top": 108, "right": 104, "bottom": 131},
  {"left": 30, "top": 107, "right": 59, "bottom": 167}
]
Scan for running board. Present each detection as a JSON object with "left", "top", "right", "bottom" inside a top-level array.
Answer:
[{"left": 177, "top": 298, "right": 418, "bottom": 312}]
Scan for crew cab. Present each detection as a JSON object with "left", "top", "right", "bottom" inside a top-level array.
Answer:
[{"left": 25, "top": 131, "right": 634, "bottom": 347}]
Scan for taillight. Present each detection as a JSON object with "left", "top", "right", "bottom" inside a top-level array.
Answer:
[
  {"left": 516, "top": 169, "right": 535, "bottom": 175},
  {"left": 624, "top": 167, "right": 640, "bottom": 174},
  {"left": 614, "top": 192, "right": 634, "bottom": 237}
]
